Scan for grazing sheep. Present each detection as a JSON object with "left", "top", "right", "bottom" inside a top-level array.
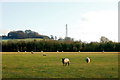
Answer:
[
  {"left": 103, "top": 50, "right": 104, "bottom": 53},
  {"left": 62, "top": 58, "right": 70, "bottom": 66},
  {"left": 43, "top": 54, "right": 46, "bottom": 56},
  {"left": 17, "top": 51, "right": 20, "bottom": 54},
  {"left": 41, "top": 51, "right": 43, "bottom": 52},
  {"left": 86, "top": 57, "right": 90, "bottom": 63},
  {"left": 31, "top": 51, "right": 34, "bottom": 54}
]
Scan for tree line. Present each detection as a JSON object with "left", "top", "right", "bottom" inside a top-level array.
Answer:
[
  {"left": 2, "top": 39, "right": 120, "bottom": 52},
  {"left": 2, "top": 30, "right": 49, "bottom": 39}
]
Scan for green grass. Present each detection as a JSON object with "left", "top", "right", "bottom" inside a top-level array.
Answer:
[
  {"left": 2, "top": 52, "right": 118, "bottom": 78},
  {"left": 2, "top": 38, "right": 43, "bottom": 42}
]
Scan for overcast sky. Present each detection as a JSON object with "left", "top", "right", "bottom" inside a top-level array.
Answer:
[{"left": 0, "top": 0, "right": 119, "bottom": 42}]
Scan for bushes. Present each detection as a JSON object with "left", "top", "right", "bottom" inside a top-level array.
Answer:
[{"left": 2, "top": 40, "right": 120, "bottom": 52}]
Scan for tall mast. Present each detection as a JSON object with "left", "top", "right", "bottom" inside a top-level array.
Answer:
[{"left": 66, "top": 24, "right": 68, "bottom": 38}]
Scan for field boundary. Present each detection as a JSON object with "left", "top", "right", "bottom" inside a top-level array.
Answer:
[{"left": 1, "top": 52, "right": 119, "bottom": 54}]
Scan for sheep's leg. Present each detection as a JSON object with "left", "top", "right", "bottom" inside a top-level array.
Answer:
[
  {"left": 68, "top": 62, "right": 69, "bottom": 66},
  {"left": 65, "top": 63, "right": 67, "bottom": 66}
]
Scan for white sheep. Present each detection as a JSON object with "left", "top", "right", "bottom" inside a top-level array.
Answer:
[
  {"left": 43, "top": 54, "right": 46, "bottom": 56},
  {"left": 31, "top": 51, "right": 34, "bottom": 54},
  {"left": 62, "top": 58, "right": 70, "bottom": 66},
  {"left": 86, "top": 57, "right": 90, "bottom": 63}
]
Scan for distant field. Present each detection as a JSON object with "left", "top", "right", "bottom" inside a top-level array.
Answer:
[
  {"left": 2, "top": 52, "right": 118, "bottom": 78},
  {"left": 2, "top": 38, "right": 43, "bottom": 42}
]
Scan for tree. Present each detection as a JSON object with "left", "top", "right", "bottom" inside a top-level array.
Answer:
[
  {"left": 2, "top": 36, "right": 120, "bottom": 52},
  {"left": 25, "top": 30, "right": 41, "bottom": 38},
  {"left": 8, "top": 31, "right": 27, "bottom": 39},
  {"left": 55, "top": 36, "right": 57, "bottom": 40},
  {"left": 58, "top": 37, "right": 64, "bottom": 41},
  {"left": 73, "top": 46, "right": 77, "bottom": 52},
  {"left": 7, "top": 30, "right": 50, "bottom": 39},
  {"left": 82, "top": 43, "right": 86, "bottom": 51},
  {"left": 50, "top": 35, "right": 54, "bottom": 40},
  {"left": 100, "top": 36, "right": 110, "bottom": 43},
  {"left": 64, "top": 37, "right": 74, "bottom": 41},
  {"left": 74, "top": 41, "right": 82, "bottom": 51}
]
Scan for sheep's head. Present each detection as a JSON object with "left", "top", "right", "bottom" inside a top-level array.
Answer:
[{"left": 62, "top": 58, "right": 65, "bottom": 64}]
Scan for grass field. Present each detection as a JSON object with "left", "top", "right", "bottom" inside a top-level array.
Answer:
[
  {"left": 2, "top": 38, "right": 43, "bottom": 42},
  {"left": 2, "top": 52, "right": 118, "bottom": 78}
]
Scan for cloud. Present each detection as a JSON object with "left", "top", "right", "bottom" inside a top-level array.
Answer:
[
  {"left": 70, "top": 10, "right": 118, "bottom": 42},
  {"left": 81, "top": 10, "right": 117, "bottom": 32}
]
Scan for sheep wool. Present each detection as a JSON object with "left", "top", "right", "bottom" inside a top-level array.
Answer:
[
  {"left": 62, "top": 58, "right": 70, "bottom": 66},
  {"left": 86, "top": 57, "right": 90, "bottom": 63},
  {"left": 64, "top": 58, "right": 69, "bottom": 63},
  {"left": 43, "top": 54, "right": 46, "bottom": 56}
]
